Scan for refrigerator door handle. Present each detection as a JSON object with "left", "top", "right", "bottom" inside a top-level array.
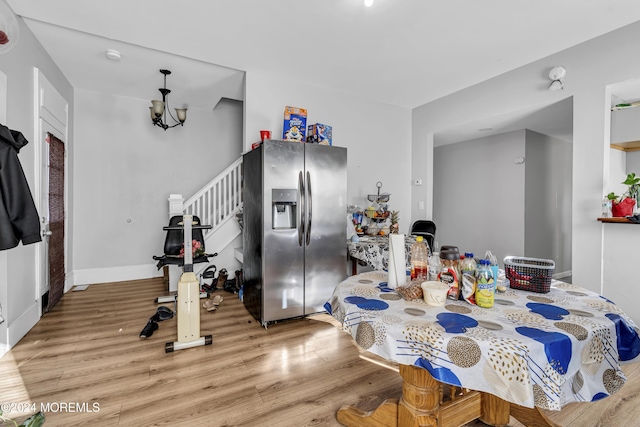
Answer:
[
  {"left": 306, "top": 171, "right": 312, "bottom": 246},
  {"left": 298, "top": 170, "right": 305, "bottom": 247}
]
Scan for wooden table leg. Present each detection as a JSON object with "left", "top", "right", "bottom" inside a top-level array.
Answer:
[
  {"left": 336, "top": 398, "right": 399, "bottom": 427},
  {"left": 509, "top": 403, "right": 560, "bottom": 427},
  {"left": 348, "top": 254, "right": 357, "bottom": 276},
  {"left": 336, "top": 364, "right": 559, "bottom": 427},
  {"left": 479, "top": 393, "right": 511, "bottom": 426},
  {"left": 337, "top": 365, "right": 440, "bottom": 427},
  {"left": 397, "top": 365, "right": 440, "bottom": 427}
]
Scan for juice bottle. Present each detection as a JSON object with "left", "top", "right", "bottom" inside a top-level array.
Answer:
[
  {"left": 475, "top": 259, "right": 495, "bottom": 308},
  {"left": 410, "top": 236, "right": 430, "bottom": 281}
]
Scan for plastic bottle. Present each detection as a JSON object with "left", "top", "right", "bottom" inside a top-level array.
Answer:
[
  {"left": 602, "top": 197, "right": 611, "bottom": 218},
  {"left": 460, "top": 252, "right": 478, "bottom": 304},
  {"left": 461, "top": 252, "right": 477, "bottom": 276},
  {"left": 410, "top": 236, "right": 430, "bottom": 281},
  {"left": 475, "top": 259, "right": 495, "bottom": 308},
  {"left": 428, "top": 250, "right": 440, "bottom": 281}
]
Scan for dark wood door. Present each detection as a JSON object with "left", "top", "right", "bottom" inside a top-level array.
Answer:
[{"left": 47, "top": 133, "right": 65, "bottom": 311}]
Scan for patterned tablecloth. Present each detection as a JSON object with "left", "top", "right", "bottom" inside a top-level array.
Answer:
[
  {"left": 325, "top": 272, "right": 640, "bottom": 410},
  {"left": 347, "top": 235, "right": 416, "bottom": 271}
]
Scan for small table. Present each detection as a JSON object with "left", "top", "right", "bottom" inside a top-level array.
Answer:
[
  {"left": 326, "top": 272, "right": 640, "bottom": 427},
  {"left": 347, "top": 234, "right": 416, "bottom": 275}
]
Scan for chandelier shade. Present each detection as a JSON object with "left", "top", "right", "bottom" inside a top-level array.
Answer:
[{"left": 149, "top": 69, "right": 187, "bottom": 130}]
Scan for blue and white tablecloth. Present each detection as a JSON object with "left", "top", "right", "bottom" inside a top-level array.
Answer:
[{"left": 325, "top": 272, "right": 640, "bottom": 410}]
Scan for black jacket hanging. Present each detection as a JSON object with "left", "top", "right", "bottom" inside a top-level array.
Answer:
[{"left": 0, "top": 123, "right": 42, "bottom": 250}]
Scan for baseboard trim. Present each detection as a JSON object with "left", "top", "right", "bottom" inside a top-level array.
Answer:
[
  {"left": 8, "top": 301, "right": 40, "bottom": 347},
  {"left": 73, "top": 263, "right": 163, "bottom": 286}
]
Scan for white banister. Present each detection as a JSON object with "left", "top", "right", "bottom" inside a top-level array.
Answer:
[{"left": 183, "top": 156, "right": 243, "bottom": 239}]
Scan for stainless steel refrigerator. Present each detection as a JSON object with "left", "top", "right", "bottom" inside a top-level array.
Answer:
[{"left": 243, "top": 139, "right": 347, "bottom": 325}]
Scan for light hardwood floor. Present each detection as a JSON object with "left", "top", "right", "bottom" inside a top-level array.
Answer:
[{"left": 1, "top": 277, "right": 639, "bottom": 427}]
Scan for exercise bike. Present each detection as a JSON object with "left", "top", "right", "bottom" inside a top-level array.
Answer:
[{"left": 161, "top": 215, "right": 213, "bottom": 353}]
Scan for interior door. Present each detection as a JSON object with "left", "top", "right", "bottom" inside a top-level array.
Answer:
[
  {"left": 36, "top": 70, "right": 68, "bottom": 313},
  {"left": 45, "top": 132, "right": 65, "bottom": 311}
]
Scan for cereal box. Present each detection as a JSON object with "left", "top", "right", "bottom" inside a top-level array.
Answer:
[
  {"left": 282, "top": 106, "right": 307, "bottom": 142},
  {"left": 307, "top": 123, "right": 332, "bottom": 146}
]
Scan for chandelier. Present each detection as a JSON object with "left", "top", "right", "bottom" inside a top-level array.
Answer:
[{"left": 149, "top": 69, "right": 187, "bottom": 130}]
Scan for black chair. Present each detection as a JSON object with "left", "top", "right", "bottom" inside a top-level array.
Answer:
[
  {"left": 410, "top": 220, "right": 436, "bottom": 251},
  {"left": 153, "top": 215, "right": 217, "bottom": 270}
]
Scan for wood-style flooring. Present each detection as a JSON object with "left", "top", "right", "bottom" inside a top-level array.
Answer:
[{"left": 1, "top": 277, "right": 639, "bottom": 427}]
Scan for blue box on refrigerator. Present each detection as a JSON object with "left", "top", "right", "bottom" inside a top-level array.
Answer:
[
  {"left": 307, "top": 123, "right": 332, "bottom": 145},
  {"left": 282, "top": 106, "right": 307, "bottom": 142}
]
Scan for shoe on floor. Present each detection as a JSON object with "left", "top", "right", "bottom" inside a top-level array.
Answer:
[
  {"left": 139, "top": 320, "right": 159, "bottom": 338},
  {"left": 216, "top": 268, "right": 228, "bottom": 290},
  {"left": 203, "top": 299, "right": 218, "bottom": 312},
  {"left": 149, "top": 305, "right": 174, "bottom": 322}
]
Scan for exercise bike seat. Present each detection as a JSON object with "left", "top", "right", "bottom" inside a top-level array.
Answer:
[{"left": 153, "top": 215, "right": 217, "bottom": 270}]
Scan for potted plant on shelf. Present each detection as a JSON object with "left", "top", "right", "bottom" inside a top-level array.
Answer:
[{"left": 607, "top": 172, "right": 640, "bottom": 217}]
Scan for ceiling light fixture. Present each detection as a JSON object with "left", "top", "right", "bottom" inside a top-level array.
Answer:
[
  {"left": 364, "top": 0, "right": 374, "bottom": 7},
  {"left": 548, "top": 66, "right": 566, "bottom": 91},
  {"left": 105, "top": 49, "right": 121, "bottom": 61},
  {"left": 149, "top": 69, "right": 187, "bottom": 131}
]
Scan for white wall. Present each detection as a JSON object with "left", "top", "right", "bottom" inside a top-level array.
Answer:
[
  {"left": 244, "top": 72, "right": 412, "bottom": 233},
  {"left": 524, "top": 130, "right": 572, "bottom": 274},
  {"left": 0, "top": 16, "right": 74, "bottom": 352},
  {"left": 72, "top": 91, "right": 243, "bottom": 284},
  {"left": 433, "top": 130, "right": 526, "bottom": 262},
  {"left": 413, "top": 20, "right": 640, "bottom": 294}
]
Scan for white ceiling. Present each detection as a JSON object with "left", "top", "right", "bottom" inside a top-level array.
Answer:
[{"left": 6, "top": 0, "right": 640, "bottom": 144}]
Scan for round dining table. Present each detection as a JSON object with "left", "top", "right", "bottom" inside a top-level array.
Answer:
[{"left": 325, "top": 271, "right": 640, "bottom": 427}]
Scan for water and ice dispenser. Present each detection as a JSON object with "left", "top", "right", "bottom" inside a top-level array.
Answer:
[{"left": 272, "top": 189, "right": 297, "bottom": 229}]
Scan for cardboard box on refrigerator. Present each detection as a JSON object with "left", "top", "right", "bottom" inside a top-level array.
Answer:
[
  {"left": 282, "top": 106, "right": 307, "bottom": 142},
  {"left": 307, "top": 123, "right": 332, "bottom": 145}
]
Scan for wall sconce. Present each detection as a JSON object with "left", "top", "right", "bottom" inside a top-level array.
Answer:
[
  {"left": 548, "top": 66, "right": 566, "bottom": 91},
  {"left": 149, "top": 69, "right": 187, "bottom": 130}
]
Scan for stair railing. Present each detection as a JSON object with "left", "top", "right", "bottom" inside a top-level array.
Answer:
[{"left": 183, "top": 157, "right": 243, "bottom": 238}]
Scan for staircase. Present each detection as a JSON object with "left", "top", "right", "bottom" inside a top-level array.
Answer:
[{"left": 182, "top": 156, "right": 243, "bottom": 264}]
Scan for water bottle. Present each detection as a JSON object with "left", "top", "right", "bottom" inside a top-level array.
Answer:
[
  {"left": 475, "top": 259, "right": 495, "bottom": 308},
  {"left": 410, "top": 236, "right": 430, "bottom": 281},
  {"left": 602, "top": 197, "right": 611, "bottom": 218},
  {"left": 461, "top": 252, "right": 477, "bottom": 276},
  {"left": 428, "top": 250, "right": 440, "bottom": 281}
]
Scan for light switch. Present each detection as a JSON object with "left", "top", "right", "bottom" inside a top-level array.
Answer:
[
  {"left": 414, "top": 179, "right": 423, "bottom": 186},
  {"left": 418, "top": 201, "right": 424, "bottom": 210}
]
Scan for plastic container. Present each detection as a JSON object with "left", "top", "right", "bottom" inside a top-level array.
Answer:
[
  {"left": 410, "top": 236, "right": 430, "bottom": 281},
  {"left": 421, "top": 281, "right": 449, "bottom": 306},
  {"left": 461, "top": 252, "right": 477, "bottom": 276},
  {"left": 428, "top": 251, "right": 440, "bottom": 281},
  {"left": 602, "top": 197, "right": 611, "bottom": 218},
  {"left": 475, "top": 259, "right": 495, "bottom": 308},
  {"left": 503, "top": 256, "right": 555, "bottom": 293},
  {"left": 460, "top": 252, "right": 478, "bottom": 304},
  {"left": 438, "top": 246, "right": 460, "bottom": 300}
]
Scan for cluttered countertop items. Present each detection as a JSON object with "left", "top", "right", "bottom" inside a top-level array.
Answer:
[{"left": 349, "top": 181, "right": 399, "bottom": 238}]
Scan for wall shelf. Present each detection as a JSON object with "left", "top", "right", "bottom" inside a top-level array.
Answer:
[
  {"left": 598, "top": 217, "right": 633, "bottom": 223},
  {"left": 610, "top": 140, "right": 640, "bottom": 152}
]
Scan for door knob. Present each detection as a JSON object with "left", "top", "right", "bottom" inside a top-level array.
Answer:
[{"left": 43, "top": 230, "right": 52, "bottom": 236}]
